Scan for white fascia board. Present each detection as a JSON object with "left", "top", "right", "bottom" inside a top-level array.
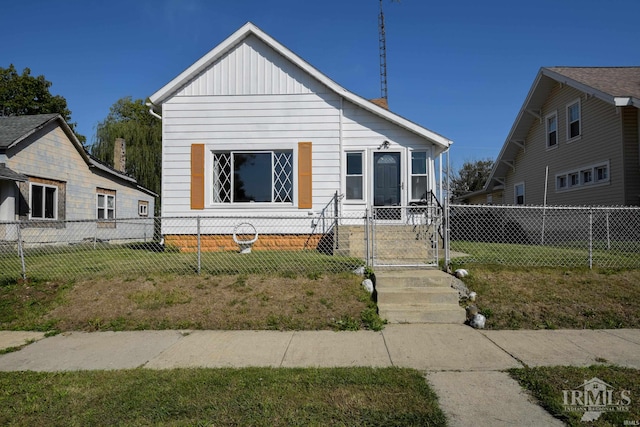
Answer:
[{"left": 148, "top": 22, "right": 452, "bottom": 149}]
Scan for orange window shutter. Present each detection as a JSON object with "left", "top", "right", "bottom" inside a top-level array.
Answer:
[
  {"left": 191, "top": 144, "right": 205, "bottom": 210},
  {"left": 298, "top": 142, "right": 313, "bottom": 209}
]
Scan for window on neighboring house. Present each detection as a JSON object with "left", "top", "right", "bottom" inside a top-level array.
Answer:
[
  {"left": 567, "top": 100, "right": 581, "bottom": 139},
  {"left": 97, "top": 189, "right": 116, "bottom": 220},
  {"left": 557, "top": 175, "right": 567, "bottom": 189},
  {"left": 596, "top": 164, "right": 608, "bottom": 182},
  {"left": 569, "top": 172, "right": 579, "bottom": 187},
  {"left": 138, "top": 200, "right": 149, "bottom": 217},
  {"left": 212, "top": 151, "right": 293, "bottom": 203},
  {"left": 346, "top": 152, "right": 364, "bottom": 200},
  {"left": 514, "top": 183, "right": 525, "bottom": 205},
  {"left": 546, "top": 112, "right": 558, "bottom": 148},
  {"left": 30, "top": 183, "right": 57, "bottom": 219},
  {"left": 411, "top": 151, "right": 429, "bottom": 201},
  {"left": 555, "top": 161, "right": 610, "bottom": 192}
]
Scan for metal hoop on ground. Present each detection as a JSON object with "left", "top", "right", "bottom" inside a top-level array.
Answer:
[{"left": 233, "top": 222, "right": 259, "bottom": 254}]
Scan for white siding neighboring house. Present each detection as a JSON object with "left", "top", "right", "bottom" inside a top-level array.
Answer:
[
  {"left": 148, "top": 22, "right": 452, "bottom": 249},
  {"left": 0, "top": 114, "right": 156, "bottom": 243},
  {"left": 459, "top": 67, "right": 640, "bottom": 206}
]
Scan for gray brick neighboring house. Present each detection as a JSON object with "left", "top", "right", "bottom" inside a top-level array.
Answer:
[
  {"left": 0, "top": 113, "right": 156, "bottom": 243},
  {"left": 459, "top": 67, "right": 640, "bottom": 206}
]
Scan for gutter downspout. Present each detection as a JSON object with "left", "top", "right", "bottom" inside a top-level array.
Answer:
[{"left": 146, "top": 102, "right": 162, "bottom": 120}]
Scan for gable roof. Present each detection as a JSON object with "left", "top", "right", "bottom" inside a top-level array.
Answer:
[
  {"left": 148, "top": 22, "right": 452, "bottom": 150},
  {"left": 0, "top": 113, "right": 60, "bottom": 149},
  {"left": 481, "top": 66, "right": 640, "bottom": 193},
  {"left": 0, "top": 114, "right": 157, "bottom": 196}
]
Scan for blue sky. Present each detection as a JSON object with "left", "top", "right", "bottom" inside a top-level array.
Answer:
[{"left": 2, "top": 0, "right": 639, "bottom": 170}]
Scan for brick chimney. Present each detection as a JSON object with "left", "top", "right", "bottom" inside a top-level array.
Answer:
[
  {"left": 369, "top": 97, "right": 389, "bottom": 110},
  {"left": 114, "top": 138, "right": 126, "bottom": 173}
]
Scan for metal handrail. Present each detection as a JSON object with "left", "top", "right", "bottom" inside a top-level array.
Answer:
[{"left": 304, "top": 191, "right": 342, "bottom": 249}]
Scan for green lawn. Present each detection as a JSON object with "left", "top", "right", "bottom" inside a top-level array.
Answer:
[
  {"left": 452, "top": 240, "right": 640, "bottom": 269},
  {"left": 0, "top": 244, "right": 364, "bottom": 282},
  {"left": 510, "top": 365, "right": 640, "bottom": 426},
  {"left": 0, "top": 367, "right": 446, "bottom": 426}
]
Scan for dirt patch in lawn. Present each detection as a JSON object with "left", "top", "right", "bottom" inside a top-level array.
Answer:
[{"left": 38, "top": 273, "right": 374, "bottom": 331}]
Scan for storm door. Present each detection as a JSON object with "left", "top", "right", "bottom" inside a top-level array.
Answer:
[{"left": 373, "top": 152, "right": 401, "bottom": 220}]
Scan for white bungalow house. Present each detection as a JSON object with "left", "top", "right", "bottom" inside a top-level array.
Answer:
[
  {"left": 0, "top": 114, "right": 156, "bottom": 244},
  {"left": 148, "top": 22, "right": 452, "bottom": 252}
]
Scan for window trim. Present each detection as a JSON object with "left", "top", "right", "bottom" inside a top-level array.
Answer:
[
  {"left": 210, "top": 149, "right": 294, "bottom": 206},
  {"left": 29, "top": 182, "right": 58, "bottom": 220},
  {"left": 410, "top": 150, "right": 429, "bottom": 202},
  {"left": 96, "top": 190, "right": 116, "bottom": 220},
  {"left": 345, "top": 151, "right": 365, "bottom": 202},
  {"left": 514, "top": 182, "right": 525, "bottom": 205},
  {"left": 545, "top": 111, "right": 558, "bottom": 150},
  {"left": 566, "top": 98, "right": 582, "bottom": 142},
  {"left": 138, "top": 200, "right": 149, "bottom": 217},
  {"left": 555, "top": 161, "right": 610, "bottom": 192}
]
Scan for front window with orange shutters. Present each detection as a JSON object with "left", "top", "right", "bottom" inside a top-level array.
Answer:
[{"left": 212, "top": 151, "right": 293, "bottom": 203}]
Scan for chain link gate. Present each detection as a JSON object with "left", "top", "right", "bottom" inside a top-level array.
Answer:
[{"left": 369, "top": 204, "right": 443, "bottom": 267}]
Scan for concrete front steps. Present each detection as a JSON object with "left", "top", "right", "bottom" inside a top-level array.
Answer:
[{"left": 375, "top": 269, "right": 466, "bottom": 324}]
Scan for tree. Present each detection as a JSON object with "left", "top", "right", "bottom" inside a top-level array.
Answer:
[
  {"left": 449, "top": 158, "right": 494, "bottom": 199},
  {"left": 91, "top": 97, "right": 162, "bottom": 214},
  {"left": 0, "top": 64, "right": 85, "bottom": 143}
]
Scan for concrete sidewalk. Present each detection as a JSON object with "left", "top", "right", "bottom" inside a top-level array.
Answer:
[{"left": 1, "top": 325, "right": 639, "bottom": 426}]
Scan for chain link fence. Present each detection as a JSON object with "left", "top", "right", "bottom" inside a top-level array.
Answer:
[
  {"left": 0, "top": 205, "right": 450, "bottom": 282},
  {"left": 0, "top": 214, "right": 372, "bottom": 282},
  {"left": 449, "top": 204, "right": 640, "bottom": 268},
  {"left": 5, "top": 203, "right": 631, "bottom": 281}
]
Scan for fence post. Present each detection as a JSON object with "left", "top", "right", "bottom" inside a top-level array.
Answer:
[
  {"left": 606, "top": 211, "right": 611, "bottom": 251},
  {"left": 364, "top": 208, "right": 370, "bottom": 267},
  {"left": 333, "top": 191, "right": 339, "bottom": 253},
  {"left": 16, "top": 223, "right": 26, "bottom": 280},
  {"left": 444, "top": 200, "right": 450, "bottom": 270},
  {"left": 588, "top": 208, "right": 593, "bottom": 269},
  {"left": 196, "top": 216, "right": 201, "bottom": 275}
]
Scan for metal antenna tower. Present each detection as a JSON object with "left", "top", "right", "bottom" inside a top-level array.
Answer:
[{"left": 378, "top": 0, "right": 388, "bottom": 100}]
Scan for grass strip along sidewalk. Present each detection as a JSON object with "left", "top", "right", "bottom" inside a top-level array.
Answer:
[
  {"left": 0, "top": 367, "right": 446, "bottom": 426},
  {"left": 510, "top": 365, "right": 640, "bottom": 426}
]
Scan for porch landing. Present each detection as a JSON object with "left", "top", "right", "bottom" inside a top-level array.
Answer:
[{"left": 375, "top": 269, "right": 466, "bottom": 324}]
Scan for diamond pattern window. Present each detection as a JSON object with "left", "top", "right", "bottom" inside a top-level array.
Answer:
[{"left": 212, "top": 151, "right": 293, "bottom": 204}]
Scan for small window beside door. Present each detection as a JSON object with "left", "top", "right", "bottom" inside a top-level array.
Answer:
[
  {"left": 346, "top": 152, "right": 364, "bottom": 200},
  {"left": 411, "top": 151, "right": 428, "bottom": 201}
]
